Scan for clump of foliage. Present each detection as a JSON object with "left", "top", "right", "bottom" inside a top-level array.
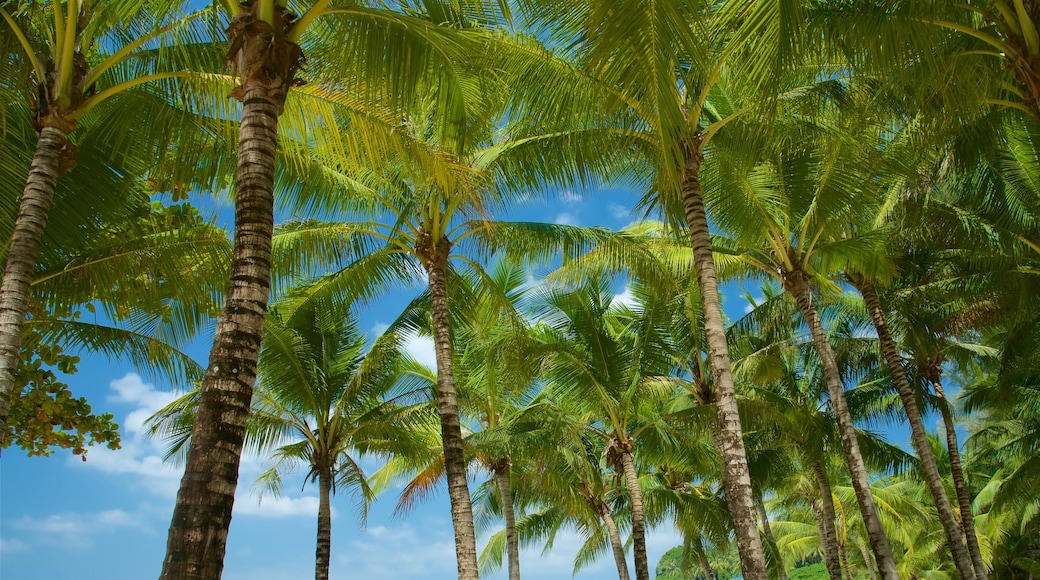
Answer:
[
  {"left": 787, "top": 562, "right": 829, "bottom": 580},
  {"left": 3, "top": 327, "right": 120, "bottom": 458},
  {"left": 655, "top": 545, "right": 740, "bottom": 580}
]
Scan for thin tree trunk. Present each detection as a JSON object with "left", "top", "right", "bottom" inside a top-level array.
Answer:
[
  {"left": 0, "top": 125, "right": 69, "bottom": 441},
  {"left": 856, "top": 536, "right": 880, "bottom": 580},
  {"left": 619, "top": 448, "right": 649, "bottom": 580},
  {"left": 853, "top": 279, "right": 976, "bottom": 580},
  {"left": 694, "top": 537, "right": 717, "bottom": 580},
  {"left": 679, "top": 142, "right": 768, "bottom": 580},
  {"left": 316, "top": 467, "right": 332, "bottom": 580},
  {"left": 755, "top": 491, "right": 788, "bottom": 580},
  {"left": 420, "top": 231, "right": 479, "bottom": 580},
  {"left": 161, "top": 7, "right": 297, "bottom": 576},
  {"left": 929, "top": 371, "right": 988, "bottom": 580},
  {"left": 786, "top": 271, "right": 899, "bottom": 580},
  {"left": 839, "top": 541, "right": 853, "bottom": 580},
  {"left": 494, "top": 462, "right": 521, "bottom": 580},
  {"left": 599, "top": 502, "right": 631, "bottom": 580},
  {"left": 812, "top": 461, "right": 844, "bottom": 580}
]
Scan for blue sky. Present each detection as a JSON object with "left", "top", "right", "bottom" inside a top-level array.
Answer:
[{"left": 0, "top": 186, "right": 722, "bottom": 580}]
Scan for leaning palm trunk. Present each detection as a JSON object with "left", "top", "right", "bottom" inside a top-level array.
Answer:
[
  {"left": 785, "top": 269, "right": 899, "bottom": 580},
  {"left": 418, "top": 230, "right": 480, "bottom": 580},
  {"left": 856, "top": 537, "right": 880, "bottom": 580},
  {"left": 597, "top": 501, "right": 632, "bottom": 580},
  {"left": 927, "top": 367, "right": 988, "bottom": 580},
  {"left": 755, "top": 491, "right": 788, "bottom": 580},
  {"left": 619, "top": 447, "right": 649, "bottom": 580},
  {"left": 694, "top": 537, "right": 717, "bottom": 580},
  {"left": 811, "top": 461, "right": 844, "bottom": 580},
  {"left": 316, "top": 467, "right": 333, "bottom": 580},
  {"left": 161, "top": 7, "right": 299, "bottom": 578},
  {"left": 493, "top": 462, "right": 521, "bottom": 580},
  {"left": 853, "top": 279, "right": 976, "bottom": 580},
  {"left": 0, "top": 125, "right": 72, "bottom": 441},
  {"left": 679, "top": 143, "right": 768, "bottom": 580}
]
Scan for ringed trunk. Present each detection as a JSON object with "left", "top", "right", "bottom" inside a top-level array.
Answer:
[
  {"left": 755, "top": 491, "right": 788, "bottom": 580},
  {"left": 679, "top": 141, "right": 768, "bottom": 580},
  {"left": 493, "top": 462, "right": 521, "bottom": 580},
  {"left": 599, "top": 502, "right": 631, "bottom": 580},
  {"left": 928, "top": 369, "right": 988, "bottom": 580},
  {"left": 316, "top": 467, "right": 332, "bottom": 580},
  {"left": 694, "top": 538, "right": 717, "bottom": 580},
  {"left": 619, "top": 448, "right": 649, "bottom": 580},
  {"left": 853, "top": 279, "right": 976, "bottom": 580},
  {"left": 0, "top": 125, "right": 71, "bottom": 441},
  {"left": 812, "top": 461, "right": 844, "bottom": 580},
  {"left": 856, "top": 537, "right": 880, "bottom": 580},
  {"left": 420, "top": 232, "right": 480, "bottom": 580},
  {"left": 785, "top": 270, "right": 899, "bottom": 580},
  {"left": 160, "top": 7, "right": 298, "bottom": 577}
]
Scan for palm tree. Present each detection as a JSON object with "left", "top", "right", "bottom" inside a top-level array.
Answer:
[{"left": 0, "top": 0, "right": 216, "bottom": 446}]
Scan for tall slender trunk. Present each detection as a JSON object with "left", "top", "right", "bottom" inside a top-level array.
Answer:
[
  {"left": 679, "top": 141, "right": 768, "bottom": 580},
  {"left": 0, "top": 125, "right": 70, "bottom": 441},
  {"left": 694, "top": 537, "right": 717, "bottom": 580},
  {"left": 160, "top": 7, "right": 298, "bottom": 577},
  {"left": 316, "top": 467, "right": 332, "bottom": 580},
  {"left": 785, "top": 270, "right": 899, "bottom": 580},
  {"left": 853, "top": 279, "right": 976, "bottom": 580},
  {"left": 755, "top": 491, "right": 788, "bottom": 580},
  {"left": 928, "top": 369, "right": 988, "bottom": 580},
  {"left": 856, "top": 536, "right": 880, "bottom": 580},
  {"left": 839, "top": 540, "right": 853, "bottom": 580},
  {"left": 494, "top": 461, "right": 521, "bottom": 580},
  {"left": 598, "top": 502, "right": 631, "bottom": 580},
  {"left": 419, "top": 230, "right": 479, "bottom": 580},
  {"left": 619, "top": 447, "right": 649, "bottom": 580},
  {"left": 812, "top": 461, "right": 844, "bottom": 580}
]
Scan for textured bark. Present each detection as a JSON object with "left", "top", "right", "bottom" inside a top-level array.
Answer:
[
  {"left": 755, "top": 491, "right": 788, "bottom": 580},
  {"left": 929, "top": 370, "right": 988, "bottom": 580},
  {"left": 838, "top": 541, "right": 853, "bottom": 580},
  {"left": 785, "top": 270, "right": 899, "bottom": 580},
  {"left": 619, "top": 448, "right": 649, "bottom": 580},
  {"left": 812, "top": 462, "right": 844, "bottom": 580},
  {"left": 161, "top": 7, "right": 296, "bottom": 575},
  {"left": 0, "top": 125, "right": 70, "bottom": 444},
  {"left": 315, "top": 467, "right": 332, "bottom": 580},
  {"left": 679, "top": 142, "right": 768, "bottom": 580},
  {"left": 418, "top": 231, "right": 479, "bottom": 580},
  {"left": 854, "top": 279, "right": 976, "bottom": 580},
  {"left": 494, "top": 462, "right": 521, "bottom": 580},
  {"left": 856, "top": 537, "right": 880, "bottom": 580},
  {"left": 599, "top": 503, "right": 631, "bottom": 580},
  {"left": 695, "top": 539, "right": 717, "bottom": 580}
]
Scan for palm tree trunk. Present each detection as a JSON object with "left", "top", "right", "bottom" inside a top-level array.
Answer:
[
  {"left": 598, "top": 502, "right": 631, "bottom": 580},
  {"left": 856, "top": 537, "right": 879, "bottom": 580},
  {"left": 161, "top": 7, "right": 297, "bottom": 576},
  {"left": 419, "top": 231, "right": 480, "bottom": 580},
  {"left": 694, "top": 537, "right": 717, "bottom": 580},
  {"left": 755, "top": 491, "right": 788, "bottom": 580},
  {"left": 812, "top": 461, "right": 844, "bottom": 580},
  {"left": 0, "top": 125, "right": 70, "bottom": 441},
  {"left": 786, "top": 270, "right": 899, "bottom": 580},
  {"left": 928, "top": 370, "right": 988, "bottom": 580},
  {"left": 853, "top": 279, "right": 976, "bottom": 580},
  {"left": 316, "top": 467, "right": 333, "bottom": 580},
  {"left": 839, "top": 541, "right": 853, "bottom": 580},
  {"left": 494, "top": 461, "right": 521, "bottom": 580},
  {"left": 619, "top": 447, "right": 649, "bottom": 580},
  {"left": 679, "top": 143, "right": 768, "bottom": 580}
]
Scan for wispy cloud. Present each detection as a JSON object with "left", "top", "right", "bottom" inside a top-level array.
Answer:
[{"left": 554, "top": 213, "right": 578, "bottom": 226}]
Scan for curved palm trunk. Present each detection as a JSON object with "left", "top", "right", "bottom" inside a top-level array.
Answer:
[
  {"left": 316, "top": 467, "right": 333, "bottom": 580},
  {"left": 619, "top": 448, "right": 649, "bottom": 580},
  {"left": 838, "top": 541, "right": 853, "bottom": 580},
  {"left": 679, "top": 144, "right": 768, "bottom": 580},
  {"left": 598, "top": 502, "right": 631, "bottom": 580},
  {"left": 856, "top": 537, "right": 880, "bottom": 580},
  {"left": 0, "top": 125, "right": 70, "bottom": 441},
  {"left": 161, "top": 8, "right": 297, "bottom": 577},
  {"left": 811, "top": 461, "right": 844, "bottom": 580},
  {"left": 419, "top": 232, "right": 479, "bottom": 580},
  {"left": 786, "top": 271, "right": 899, "bottom": 580},
  {"left": 755, "top": 491, "right": 788, "bottom": 580},
  {"left": 493, "top": 462, "right": 521, "bottom": 580},
  {"left": 928, "top": 370, "right": 987, "bottom": 580},
  {"left": 853, "top": 280, "right": 976, "bottom": 580},
  {"left": 693, "top": 537, "right": 717, "bottom": 580}
]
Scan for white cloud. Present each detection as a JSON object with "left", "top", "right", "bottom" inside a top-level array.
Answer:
[
  {"left": 0, "top": 538, "right": 27, "bottom": 553},
  {"left": 9, "top": 508, "right": 151, "bottom": 550},
  {"left": 235, "top": 494, "right": 324, "bottom": 518},
  {"left": 332, "top": 520, "right": 459, "bottom": 578},
  {"left": 743, "top": 294, "right": 763, "bottom": 314},
  {"left": 612, "top": 286, "right": 638, "bottom": 309},
  {"left": 402, "top": 332, "right": 438, "bottom": 370},
  {"left": 560, "top": 190, "right": 582, "bottom": 204},
  {"left": 554, "top": 213, "right": 578, "bottom": 226},
  {"left": 608, "top": 202, "right": 631, "bottom": 220}
]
